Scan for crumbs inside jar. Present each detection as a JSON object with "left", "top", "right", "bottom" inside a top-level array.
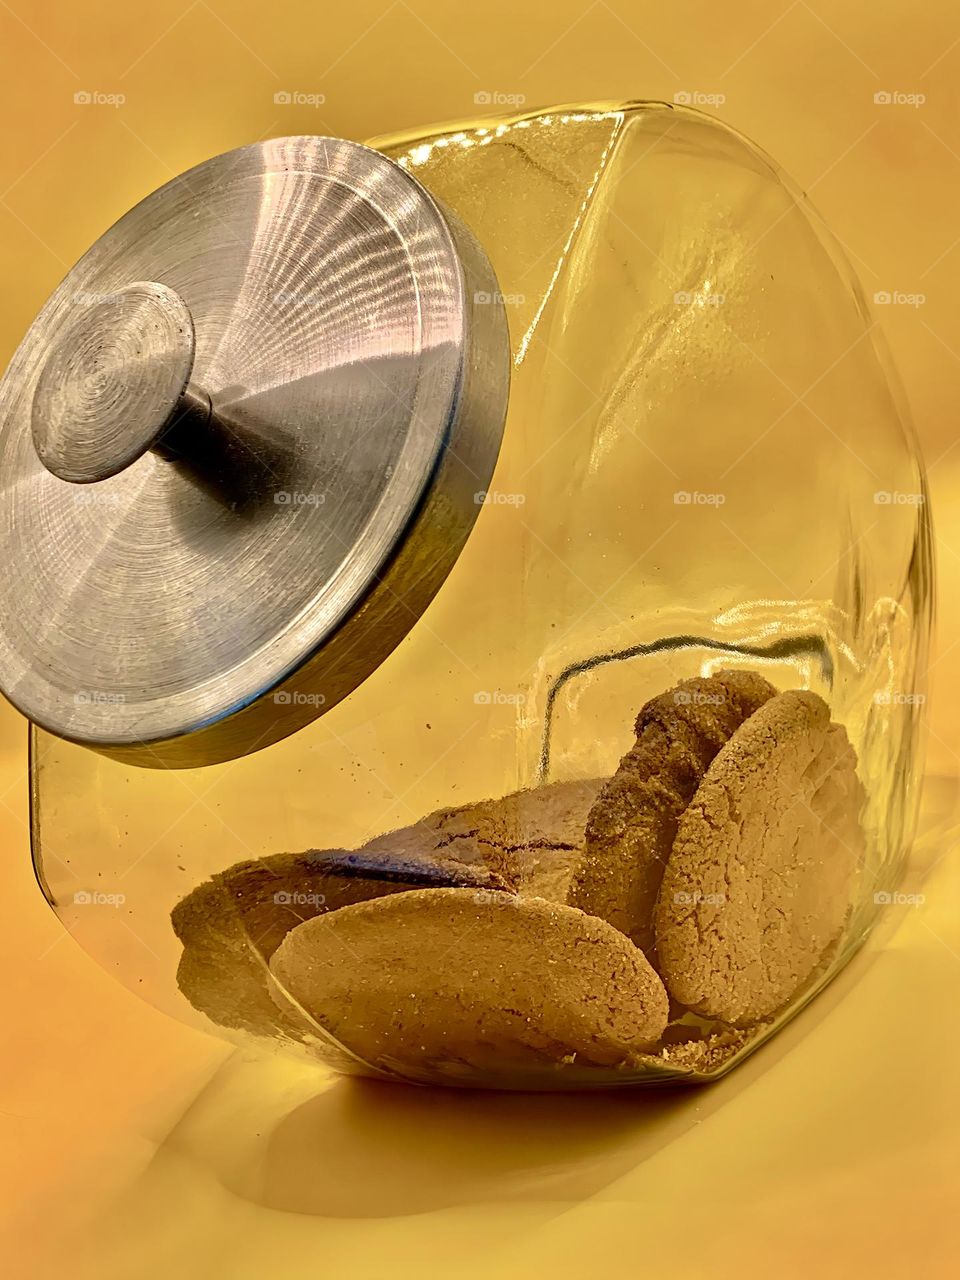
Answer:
[{"left": 171, "top": 669, "right": 864, "bottom": 1087}]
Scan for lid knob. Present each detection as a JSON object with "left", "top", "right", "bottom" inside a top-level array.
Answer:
[{"left": 31, "top": 281, "right": 214, "bottom": 484}]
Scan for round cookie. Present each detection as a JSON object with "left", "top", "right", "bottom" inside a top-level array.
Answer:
[
  {"left": 171, "top": 846, "right": 493, "bottom": 1039},
  {"left": 362, "top": 778, "right": 603, "bottom": 903},
  {"left": 655, "top": 690, "right": 864, "bottom": 1024},
  {"left": 269, "top": 887, "right": 670, "bottom": 1076},
  {"left": 568, "top": 669, "right": 777, "bottom": 955}
]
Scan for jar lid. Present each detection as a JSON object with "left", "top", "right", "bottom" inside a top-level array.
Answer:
[{"left": 0, "top": 137, "right": 509, "bottom": 766}]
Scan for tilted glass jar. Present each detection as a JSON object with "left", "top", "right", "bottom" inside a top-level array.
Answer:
[{"left": 1, "top": 100, "right": 931, "bottom": 1089}]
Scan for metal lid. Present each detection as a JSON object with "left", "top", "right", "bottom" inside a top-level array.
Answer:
[{"left": 0, "top": 137, "right": 509, "bottom": 766}]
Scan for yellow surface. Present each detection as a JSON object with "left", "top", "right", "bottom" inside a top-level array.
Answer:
[{"left": 1, "top": 2, "right": 960, "bottom": 1276}]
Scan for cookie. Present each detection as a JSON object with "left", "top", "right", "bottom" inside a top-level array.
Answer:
[
  {"left": 568, "top": 670, "right": 777, "bottom": 954},
  {"left": 172, "top": 847, "right": 492, "bottom": 1039},
  {"left": 362, "top": 779, "right": 602, "bottom": 903},
  {"left": 509, "top": 779, "right": 602, "bottom": 900},
  {"left": 655, "top": 690, "right": 864, "bottom": 1024},
  {"left": 269, "top": 887, "right": 670, "bottom": 1075}
]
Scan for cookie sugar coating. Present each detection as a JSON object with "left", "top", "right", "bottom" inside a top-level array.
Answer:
[
  {"left": 655, "top": 691, "right": 864, "bottom": 1024},
  {"left": 269, "top": 888, "right": 670, "bottom": 1075},
  {"left": 569, "top": 669, "right": 777, "bottom": 954}
]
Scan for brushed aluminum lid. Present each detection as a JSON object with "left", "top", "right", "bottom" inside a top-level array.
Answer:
[{"left": 0, "top": 136, "right": 509, "bottom": 766}]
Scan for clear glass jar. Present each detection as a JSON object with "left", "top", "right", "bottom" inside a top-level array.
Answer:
[{"left": 19, "top": 100, "right": 931, "bottom": 1088}]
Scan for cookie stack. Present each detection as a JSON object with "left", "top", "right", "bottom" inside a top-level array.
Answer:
[{"left": 172, "top": 670, "right": 864, "bottom": 1082}]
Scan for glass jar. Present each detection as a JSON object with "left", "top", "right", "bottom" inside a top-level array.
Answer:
[{"left": 2, "top": 100, "right": 931, "bottom": 1089}]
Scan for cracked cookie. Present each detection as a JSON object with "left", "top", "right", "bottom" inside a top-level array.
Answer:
[
  {"left": 361, "top": 778, "right": 603, "bottom": 902},
  {"left": 655, "top": 689, "right": 864, "bottom": 1023},
  {"left": 269, "top": 887, "right": 670, "bottom": 1075},
  {"left": 568, "top": 669, "right": 777, "bottom": 954}
]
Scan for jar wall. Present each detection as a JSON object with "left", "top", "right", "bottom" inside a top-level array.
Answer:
[{"left": 31, "top": 102, "right": 932, "bottom": 1085}]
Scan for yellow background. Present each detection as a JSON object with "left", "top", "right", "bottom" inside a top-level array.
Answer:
[{"left": 1, "top": 2, "right": 959, "bottom": 1276}]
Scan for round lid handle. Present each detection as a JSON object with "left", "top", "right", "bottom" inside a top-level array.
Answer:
[{"left": 31, "top": 281, "right": 214, "bottom": 484}]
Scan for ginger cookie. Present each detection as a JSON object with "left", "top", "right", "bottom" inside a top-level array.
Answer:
[
  {"left": 269, "top": 887, "right": 669, "bottom": 1076},
  {"left": 510, "top": 779, "right": 602, "bottom": 901},
  {"left": 655, "top": 690, "right": 864, "bottom": 1024},
  {"left": 568, "top": 669, "right": 777, "bottom": 954},
  {"left": 361, "top": 778, "right": 602, "bottom": 902},
  {"left": 172, "top": 847, "right": 493, "bottom": 1039}
]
